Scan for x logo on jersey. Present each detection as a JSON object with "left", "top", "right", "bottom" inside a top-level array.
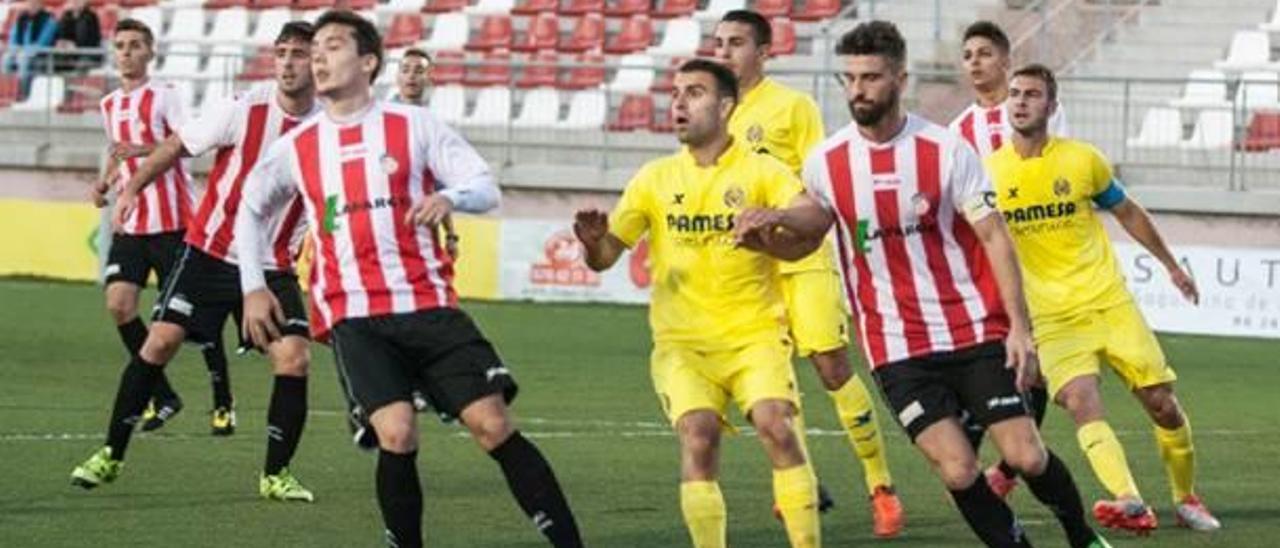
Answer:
[
  {"left": 1007, "top": 187, "right": 1020, "bottom": 199},
  {"left": 673, "top": 193, "right": 685, "bottom": 205}
]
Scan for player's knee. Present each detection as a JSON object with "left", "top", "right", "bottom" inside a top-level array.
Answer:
[
  {"left": 376, "top": 420, "right": 418, "bottom": 453},
  {"left": 1142, "top": 388, "right": 1184, "bottom": 429},
  {"left": 104, "top": 294, "right": 137, "bottom": 324},
  {"left": 140, "top": 323, "right": 184, "bottom": 363},
  {"left": 465, "top": 411, "right": 514, "bottom": 451},
  {"left": 1002, "top": 444, "right": 1048, "bottom": 477},
  {"left": 270, "top": 339, "right": 310, "bottom": 377},
  {"left": 754, "top": 415, "right": 799, "bottom": 453},
  {"left": 936, "top": 457, "right": 981, "bottom": 491},
  {"left": 1057, "top": 383, "right": 1103, "bottom": 425},
  {"left": 811, "top": 351, "right": 852, "bottom": 390},
  {"left": 676, "top": 414, "right": 721, "bottom": 458}
]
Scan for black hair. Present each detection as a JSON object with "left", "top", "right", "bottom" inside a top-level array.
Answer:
[
  {"left": 314, "top": 9, "right": 383, "bottom": 84},
  {"left": 835, "top": 21, "right": 906, "bottom": 69},
  {"left": 962, "top": 20, "right": 1010, "bottom": 54},
  {"left": 678, "top": 58, "right": 738, "bottom": 102},
  {"left": 402, "top": 47, "right": 432, "bottom": 64},
  {"left": 1011, "top": 63, "right": 1057, "bottom": 101},
  {"left": 719, "top": 9, "right": 772, "bottom": 46},
  {"left": 114, "top": 18, "right": 154, "bottom": 47},
  {"left": 276, "top": 21, "right": 315, "bottom": 45}
]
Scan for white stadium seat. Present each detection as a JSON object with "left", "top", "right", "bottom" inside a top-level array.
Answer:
[
  {"left": 512, "top": 88, "right": 561, "bottom": 128},
  {"left": 1236, "top": 71, "right": 1280, "bottom": 111},
  {"left": 1169, "top": 70, "right": 1231, "bottom": 109},
  {"left": 1181, "top": 109, "right": 1235, "bottom": 149},
  {"left": 423, "top": 13, "right": 469, "bottom": 51},
  {"left": 461, "top": 86, "right": 512, "bottom": 127},
  {"left": 1214, "top": 31, "right": 1278, "bottom": 72},
  {"left": 559, "top": 89, "right": 606, "bottom": 129},
  {"left": 647, "top": 18, "right": 700, "bottom": 57},
  {"left": 1127, "top": 107, "right": 1183, "bottom": 149},
  {"left": 429, "top": 84, "right": 468, "bottom": 125},
  {"left": 606, "top": 54, "right": 655, "bottom": 93}
]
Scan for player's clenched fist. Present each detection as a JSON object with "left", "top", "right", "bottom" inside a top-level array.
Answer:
[{"left": 573, "top": 209, "right": 609, "bottom": 244}]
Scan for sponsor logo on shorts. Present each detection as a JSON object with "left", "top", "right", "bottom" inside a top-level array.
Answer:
[
  {"left": 898, "top": 400, "right": 925, "bottom": 427},
  {"left": 486, "top": 366, "right": 511, "bottom": 382},
  {"left": 105, "top": 264, "right": 121, "bottom": 276},
  {"left": 167, "top": 294, "right": 194, "bottom": 316},
  {"left": 286, "top": 318, "right": 309, "bottom": 329},
  {"left": 986, "top": 395, "right": 1023, "bottom": 410}
]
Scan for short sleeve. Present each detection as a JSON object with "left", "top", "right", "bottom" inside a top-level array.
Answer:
[
  {"left": 177, "top": 95, "right": 239, "bottom": 156},
  {"left": 1087, "top": 145, "right": 1127, "bottom": 209},
  {"left": 607, "top": 166, "right": 652, "bottom": 248},
  {"left": 949, "top": 139, "right": 998, "bottom": 223},
  {"left": 420, "top": 112, "right": 491, "bottom": 188},
  {"left": 161, "top": 85, "right": 188, "bottom": 131},
  {"left": 240, "top": 138, "right": 299, "bottom": 217},
  {"left": 801, "top": 148, "right": 835, "bottom": 213},
  {"left": 792, "top": 96, "right": 826, "bottom": 163},
  {"left": 764, "top": 159, "right": 804, "bottom": 208}
]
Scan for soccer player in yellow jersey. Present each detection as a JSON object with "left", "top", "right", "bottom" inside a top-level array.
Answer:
[
  {"left": 574, "top": 59, "right": 820, "bottom": 548},
  {"left": 986, "top": 64, "right": 1221, "bottom": 534},
  {"left": 713, "top": 10, "right": 903, "bottom": 537}
]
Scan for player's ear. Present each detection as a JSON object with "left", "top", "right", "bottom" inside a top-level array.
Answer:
[{"left": 719, "top": 95, "right": 736, "bottom": 122}]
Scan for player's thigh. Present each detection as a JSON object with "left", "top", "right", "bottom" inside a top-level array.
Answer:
[
  {"left": 723, "top": 339, "right": 800, "bottom": 420},
  {"left": 953, "top": 342, "right": 1033, "bottom": 430},
  {"left": 266, "top": 271, "right": 312, "bottom": 340},
  {"left": 871, "top": 358, "right": 959, "bottom": 443},
  {"left": 651, "top": 344, "right": 730, "bottom": 427},
  {"left": 1038, "top": 313, "right": 1106, "bottom": 399},
  {"left": 1102, "top": 301, "right": 1177, "bottom": 391},
  {"left": 331, "top": 317, "right": 415, "bottom": 416},
  {"left": 146, "top": 230, "right": 186, "bottom": 288},
  {"left": 782, "top": 270, "right": 849, "bottom": 357},
  {"left": 104, "top": 233, "right": 150, "bottom": 289},
  {"left": 406, "top": 310, "right": 518, "bottom": 424},
  {"left": 152, "top": 246, "right": 236, "bottom": 345}
]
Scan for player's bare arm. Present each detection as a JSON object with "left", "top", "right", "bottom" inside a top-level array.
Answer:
[
  {"left": 970, "top": 212, "right": 1039, "bottom": 391},
  {"left": 1110, "top": 197, "right": 1199, "bottom": 305},
  {"left": 111, "top": 141, "right": 158, "bottom": 161},
  {"left": 573, "top": 208, "right": 626, "bottom": 271},
  {"left": 91, "top": 158, "right": 119, "bottom": 208},
  {"left": 112, "top": 134, "right": 190, "bottom": 230},
  {"left": 406, "top": 193, "right": 454, "bottom": 229},
  {"left": 734, "top": 195, "right": 829, "bottom": 260},
  {"left": 442, "top": 214, "right": 458, "bottom": 258}
]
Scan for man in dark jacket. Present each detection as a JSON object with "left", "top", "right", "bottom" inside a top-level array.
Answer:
[
  {"left": 54, "top": 0, "right": 103, "bottom": 72},
  {"left": 4, "top": 0, "right": 59, "bottom": 99}
]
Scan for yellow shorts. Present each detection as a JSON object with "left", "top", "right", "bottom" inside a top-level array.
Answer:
[
  {"left": 1038, "top": 299, "right": 1176, "bottom": 398},
  {"left": 782, "top": 270, "right": 849, "bottom": 357},
  {"left": 651, "top": 338, "right": 800, "bottom": 428}
]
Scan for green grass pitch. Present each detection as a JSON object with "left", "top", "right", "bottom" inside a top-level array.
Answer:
[{"left": 1, "top": 279, "right": 1276, "bottom": 547}]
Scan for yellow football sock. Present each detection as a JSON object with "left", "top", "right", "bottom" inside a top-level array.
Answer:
[
  {"left": 680, "top": 481, "right": 726, "bottom": 548},
  {"left": 1154, "top": 417, "right": 1196, "bottom": 503},
  {"left": 1077, "top": 420, "right": 1141, "bottom": 500},
  {"left": 774, "top": 464, "right": 821, "bottom": 548},
  {"left": 828, "top": 376, "right": 893, "bottom": 494}
]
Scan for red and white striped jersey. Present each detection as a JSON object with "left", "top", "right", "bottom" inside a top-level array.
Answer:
[
  {"left": 949, "top": 101, "right": 1069, "bottom": 159},
  {"left": 100, "top": 80, "right": 197, "bottom": 235},
  {"left": 804, "top": 114, "right": 1009, "bottom": 369},
  {"left": 237, "top": 101, "right": 499, "bottom": 340},
  {"left": 178, "top": 83, "right": 320, "bottom": 269}
]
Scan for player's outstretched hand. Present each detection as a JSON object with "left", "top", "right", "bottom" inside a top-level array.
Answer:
[
  {"left": 243, "top": 289, "right": 286, "bottom": 350},
  {"left": 573, "top": 208, "right": 609, "bottom": 245},
  {"left": 406, "top": 194, "right": 454, "bottom": 228},
  {"left": 1004, "top": 324, "right": 1039, "bottom": 393},
  {"left": 89, "top": 179, "right": 110, "bottom": 208},
  {"left": 1170, "top": 267, "right": 1199, "bottom": 305},
  {"left": 112, "top": 191, "right": 137, "bottom": 232},
  {"left": 732, "top": 207, "right": 782, "bottom": 247}
]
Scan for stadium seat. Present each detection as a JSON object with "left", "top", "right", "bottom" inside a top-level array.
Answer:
[
  {"left": 753, "top": 0, "right": 790, "bottom": 18},
  {"left": 250, "top": 9, "right": 291, "bottom": 45},
  {"left": 649, "top": 56, "right": 685, "bottom": 93},
  {"left": 384, "top": 13, "right": 425, "bottom": 48},
  {"left": 429, "top": 49, "right": 467, "bottom": 84},
  {"left": 1182, "top": 109, "right": 1235, "bottom": 149},
  {"left": 512, "top": 0, "right": 557, "bottom": 15},
  {"left": 559, "top": 0, "right": 603, "bottom": 16},
  {"left": 56, "top": 75, "right": 106, "bottom": 114},
  {"left": 1168, "top": 70, "right": 1231, "bottom": 109},
  {"left": 604, "top": 15, "right": 653, "bottom": 54},
  {"left": 465, "top": 15, "right": 513, "bottom": 51},
  {"left": 792, "top": 0, "right": 839, "bottom": 22},
  {"left": 201, "top": 44, "right": 244, "bottom": 81},
  {"left": 236, "top": 47, "right": 274, "bottom": 80},
  {"left": 513, "top": 12, "right": 559, "bottom": 52},
  {"left": 605, "top": 0, "right": 648, "bottom": 18},
  {"left": 515, "top": 50, "right": 559, "bottom": 88},
  {"left": 606, "top": 53, "right": 654, "bottom": 92},
  {"left": 1214, "top": 31, "right": 1278, "bottom": 72},
  {"left": 1236, "top": 71, "right": 1280, "bottom": 111},
  {"left": 428, "top": 84, "right": 467, "bottom": 124},
  {"left": 1240, "top": 111, "right": 1280, "bottom": 151},
  {"left": 463, "top": 49, "right": 513, "bottom": 86},
  {"left": 1260, "top": 0, "right": 1280, "bottom": 32},
  {"left": 348, "top": 0, "right": 378, "bottom": 9},
  {"left": 465, "top": 0, "right": 515, "bottom": 15},
  {"left": 129, "top": 6, "right": 164, "bottom": 37},
  {"left": 607, "top": 93, "right": 653, "bottom": 131},
  {"left": 770, "top": 17, "right": 795, "bottom": 56},
  {"left": 12, "top": 76, "right": 65, "bottom": 112},
  {"left": 208, "top": 7, "right": 250, "bottom": 43},
  {"left": 647, "top": 17, "right": 699, "bottom": 56},
  {"left": 0, "top": 7, "right": 14, "bottom": 43},
  {"left": 460, "top": 86, "right": 511, "bottom": 126},
  {"left": 693, "top": 0, "right": 744, "bottom": 21},
  {"left": 559, "top": 51, "right": 605, "bottom": 89},
  {"left": 559, "top": 88, "right": 605, "bottom": 128},
  {"left": 98, "top": 7, "right": 119, "bottom": 38},
  {"left": 1127, "top": 107, "right": 1183, "bottom": 149},
  {"left": 377, "top": 48, "right": 404, "bottom": 88},
  {"left": 159, "top": 43, "right": 203, "bottom": 80},
  {"left": 652, "top": 0, "right": 695, "bottom": 19},
  {"left": 0, "top": 75, "right": 20, "bottom": 109},
  {"left": 119, "top": 0, "right": 156, "bottom": 8},
  {"left": 423, "top": 12, "right": 470, "bottom": 51},
  {"left": 695, "top": 34, "right": 715, "bottom": 56},
  {"left": 651, "top": 105, "right": 673, "bottom": 132},
  {"left": 295, "top": 0, "right": 336, "bottom": 10},
  {"left": 378, "top": 0, "right": 426, "bottom": 13},
  {"left": 422, "top": 0, "right": 469, "bottom": 13},
  {"left": 559, "top": 13, "right": 605, "bottom": 52},
  {"left": 165, "top": 8, "right": 206, "bottom": 41},
  {"left": 512, "top": 87, "right": 561, "bottom": 127},
  {"left": 203, "top": 0, "right": 249, "bottom": 8}
]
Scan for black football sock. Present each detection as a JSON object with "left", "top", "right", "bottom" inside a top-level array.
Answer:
[
  {"left": 263, "top": 375, "right": 307, "bottom": 475},
  {"left": 201, "top": 339, "right": 233, "bottom": 408},
  {"left": 949, "top": 476, "right": 1032, "bottom": 547},
  {"left": 377, "top": 449, "right": 423, "bottom": 548},
  {"left": 489, "top": 431, "right": 583, "bottom": 548},
  {"left": 115, "top": 317, "right": 147, "bottom": 356},
  {"left": 1023, "top": 452, "right": 1097, "bottom": 548},
  {"left": 105, "top": 356, "right": 164, "bottom": 460}
]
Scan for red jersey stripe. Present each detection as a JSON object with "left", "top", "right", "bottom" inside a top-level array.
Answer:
[
  {"left": 338, "top": 125, "right": 393, "bottom": 316},
  {"left": 207, "top": 104, "right": 269, "bottom": 259},
  {"left": 138, "top": 89, "right": 174, "bottom": 232},
  {"left": 914, "top": 138, "right": 976, "bottom": 348},
  {"left": 827, "top": 143, "right": 887, "bottom": 366},
  {"left": 951, "top": 217, "right": 1008, "bottom": 340},
  {"left": 272, "top": 198, "right": 304, "bottom": 268},
  {"left": 296, "top": 126, "right": 346, "bottom": 325},
  {"left": 873, "top": 186, "right": 932, "bottom": 356},
  {"left": 382, "top": 112, "right": 437, "bottom": 310}
]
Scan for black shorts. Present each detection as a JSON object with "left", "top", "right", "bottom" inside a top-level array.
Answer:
[
  {"left": 331, "top": 308, "right": 517, "bottom": 423},
  {"left": 103, "top": 231, "right": 185, "bottom": 288},
  {"left": 152, "top": 245, "right": 309, "bottom": 345},
  {"left": 873, "top": 341, "right": 1030, "bottom": 442}
]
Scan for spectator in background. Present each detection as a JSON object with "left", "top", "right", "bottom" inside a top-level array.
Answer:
[
  {"left": 54, "top": 0, "right": 103, "bottom": 73},
  {"left": 4, "top": 0, "right": 59, "bottom": 100}
]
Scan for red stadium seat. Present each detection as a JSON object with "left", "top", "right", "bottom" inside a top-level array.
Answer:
[
  {"left": 650, "top": 106, "right": 674, "bottom": 132},
  {"left": 429, "top": 50, "right": 467, "bottom": 85},
  {"left": 753, "top": 0, "right": 790, "bottom": 18},
  {"left": 295, "top": 0, "right": 334, "bottom": 9},
  {"left": 559, "top": 0, "right": 602, "bottom": 16},
  {"left": 237, "top": 47, "right": 275, "bottom": 81},
  {"left": 422, "top": 0, "right": 468, "bottom": 13},
  {"left": 605, "top": 0, "right": 648, "bottom": 18},
  {"left": 559, "top": 51, "right": 604, "bottom": 89},
  {"left": 252, "top": 0, "right": 293, "bottom": 9},
  {"left": 384, "top": 13, "right": 425, "bottom": 49},
  {"left": 97, "top": 7, "right": 118, "bottom": 37},
  {"left": 463, "top": 49, "right": 512, "bottom": 86},
  {"left": 1241, "top": 111, "right": 1280, "bottom": 151},
  {"left": 695, "top": 34, "right": 715, "bottom": 56},
  {"left": 515, "top": 50, "right": 559, "bottom": 88},
  {"left": 465, "top": 15, "right": 513, "bottom": 52},
  {"left": 512, "top": 13, "right": 559, "bottom": 53},
  {"left": 512, "top": 0, "right": 557, "bottom": 15},
  {"left": 203, "top": 0, "right": 251, "bottom": 9},
  {"left": 604, "top": 14, "right": 652, "bottom": 54},
  {"left": 0, "top": 9, "right": 17, "bottom": 42},
  {"left": 649, "top": 56, "right": 685, "bottom": 93},
  {"left": 652, "top": 0, "right": 695, "bottom": 19},
  {"left": 558, "top": 14, "right": 604, "bottom": 53},
  {"left": 0, "top": 75, "right": 20, "bottom": 109},
  {"left": 57, "top": 76, "right": 106, "bottom": 114},
  {"left": 345, "top": 0, "right": 377, "bottom": 9},
  {"left": 792, "top": 0, "right": 839, "bottom": 22},
  {"left": 770, "top": 17, "right": 795, "bottom": 56},
  {"left": 118, "top": 0, "right": 155, "bottom": 8},
  {"left": 607, "top": 94, "right": 653, "bottom": 131}
]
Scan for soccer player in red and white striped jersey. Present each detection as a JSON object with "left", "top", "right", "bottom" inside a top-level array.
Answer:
[
  {"left": 949, "top": 21, "right": 1068, "bottom": 159},
  {"left": 236, "top": 12, "right": 583, "bottom": 547},
  {"left": 73, "top": 22, "right": 322, "bottom": 503},
  {"left": 733, "top": 22, "right": 1112, "bottom": 548}
]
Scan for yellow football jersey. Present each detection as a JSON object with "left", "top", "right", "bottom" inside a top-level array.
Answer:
[
  {"left": 610, "top": 139, "right": 802, "bottom": 349},
  {"left": 984, "top": 137, "right": 1132, "bottom": 322}
]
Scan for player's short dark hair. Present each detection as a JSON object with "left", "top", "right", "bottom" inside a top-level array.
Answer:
[
  {"left": 1012, "top": 63, "right": 1057, "bottom": 101},
  {"left": 963, "top": 20, "right": 1010, "bottom": 54},
  {"left": 276, "top": 21, "right": 315, "bottom": 45},
  {"left": 315, "top": 9, "right": 383, "bottom": 84},
  {"left": 835, "top": 21, "right": 906, "bottom": 69},
  {"left": 403, "top": 48, "right": 432, "bottom": 64},
  {"left": 720, "top": 9, "right": 772, "bottom": 46},
  {"left": 678, "top": 58, "right": 738, "bottom": 102},
  {"left": 113, "top": 18, "right": 154, "bottom": 46}
]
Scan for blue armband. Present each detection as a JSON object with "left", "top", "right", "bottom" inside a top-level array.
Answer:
[{"left": 1092, "top": 179, "right": 1127, "bottom": 209}]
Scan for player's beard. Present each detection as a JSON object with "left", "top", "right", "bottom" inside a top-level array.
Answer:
[
  {"left": 849, "top": 91, "right": 898, "bottom": 127},
  {"left": 1012, "top": 113, "right": 1049, "bottom": 138}
]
